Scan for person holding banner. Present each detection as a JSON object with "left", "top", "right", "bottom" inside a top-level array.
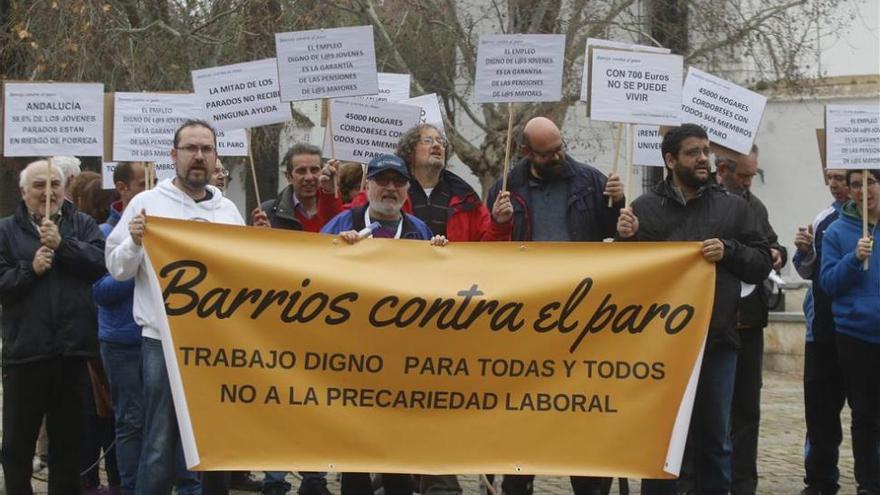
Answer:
[
  {"left": 818, "top": 169, "right": 880, "bottom": 495},
  {"left": 96, "top": 161, "right": 200, "bottom": 495},
  {"left": 485, "top": 118, "right": 622, "bottom": 494},
  {"left": 715, "top": 146, "right": 788, "bottom": 495},
  {"left": 793, "top": 169, "right": 850, "bottom": 495},
  {"left": 105, "top": 120, "right": 244, "bottom": 495},
  {"left": 257, "top": 143, "right": 341, "bottom": 233},
  {"left": 616, "top": 124, "right": 772, "bottom": 495},
  {"left": 486, "top": 116, "right": 623, "bottom": 243},
  {"left": 322, "top": 153, "right": 445, "bottom": 245},
  {"left": 321, "top": 153, "right": 445, "bottom": 495},
  {"left": 0, "top": 160, "right": 107, "bottom": 494}
]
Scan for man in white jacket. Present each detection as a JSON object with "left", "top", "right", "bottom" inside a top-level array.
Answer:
[{"left": 106, "top": 120, "right": 244, "bottom": 495}]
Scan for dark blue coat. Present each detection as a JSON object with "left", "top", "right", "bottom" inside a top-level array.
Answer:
[
  {"left": 486, "top": 154, "right": 623, "bottom": 241},
  {"left": 0, "top": 201, "right": 105, "bottom": 365}
]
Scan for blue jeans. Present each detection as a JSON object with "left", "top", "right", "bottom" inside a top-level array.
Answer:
[
  {"left": 642, "top": 343, "right": 737, "bottom": 495},
  {"left": 102, "top": 341, "right": 144, "bottom": 494},
  {"left": 136, "top": 337, "right": 201, "bottom": 495}
]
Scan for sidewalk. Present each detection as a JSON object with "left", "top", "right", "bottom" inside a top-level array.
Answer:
[{"left": 15, "top": 371, "right": 855, "bottom": 494}]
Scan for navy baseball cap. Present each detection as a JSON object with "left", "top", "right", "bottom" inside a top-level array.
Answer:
[{"left": 366, "top": 154, "right": 410, "bottom": 181}]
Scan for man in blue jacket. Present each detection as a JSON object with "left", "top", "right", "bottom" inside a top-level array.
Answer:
[
  {"left": 819, "top": 169, "right": 880, "bottom": 495},
  {"left": 0, "top": 160, "right": 106, "bottom": 494}
]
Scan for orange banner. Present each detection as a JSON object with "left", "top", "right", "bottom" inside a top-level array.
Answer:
[{"left": 143, "top": 216, "right": 715, "bottom": 478}]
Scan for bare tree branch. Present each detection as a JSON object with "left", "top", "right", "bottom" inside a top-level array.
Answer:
[{"left": 687, "top": 0, "right": 806, "bottom": 62}]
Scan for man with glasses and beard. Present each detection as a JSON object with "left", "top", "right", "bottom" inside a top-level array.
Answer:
[
  {"left": 106, "top": 120, "right": 245, "bottom": 495},
  {"left": 485, "top": 116, "right": 624, "bottom": 495},
  {"left": 487, "top": 116, "right": 623, "bottom": 244},
  {"left": 616, "top": 124, "right": 771, "bottom": 495}
]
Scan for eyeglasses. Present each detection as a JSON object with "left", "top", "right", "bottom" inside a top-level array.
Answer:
[
  {"left": 529, "top": 141, "right": 566, "bottom": 160},
  {"left": 371, "top": 174, "right": 408, "bottom": 187},
  {"left": 176, "top": 144, "right": 216, "bottom": 155},
  {"left": 849, "top": 178, "right": 878, "bottom": 190},
  {"left": 213, "top": 169, "right": 230, "bottom": 178},
  {"left": 419, "top": 136, "right": 448, "bottom": 147}
]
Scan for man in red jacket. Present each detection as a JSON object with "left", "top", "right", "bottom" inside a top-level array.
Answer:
[{"left": 395, "top": 123, "right": 509, "bottom": 242}]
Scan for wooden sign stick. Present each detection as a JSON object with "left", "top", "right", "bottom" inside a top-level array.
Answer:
[
  {"left": 325, "top": 98, "right": 339, "bottom": 198},
  {"left": 624, "top": 123, "right": 634, "bottom": 204},
  {"left": 863, "top": 167, "right": 869, "bottom": 271},
  {"left": 246, "top": 128, "right": 262, "bottom": 207},
  {"left": 501, "top": 102, "right": 515, "bottom": 192},
  {"left": 360, "top": 163, "right": 367, "bottom": 192},
  {"left": 45, "top": 156, "right": 54, "bottom": 218},
  {"left": 145, "top": 162, "right": 154, "bottom": 191},
  {"left": 608, "top": 123, "right": 624, "bottom": 207}
]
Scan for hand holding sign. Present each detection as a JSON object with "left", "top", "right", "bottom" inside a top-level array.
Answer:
[
  {"left": 855, "top": 237, "right": 874, "bottom": 262},
  {"left": 320, "top": 159, "right": 340, "bottom": 194},
  {"left": 39, "top": 218, "right": 62, "bottom": 250},
  {"left": 616, "top": 207, "right": 639, "bottom": 239},
  {"left": 491, "top": 191, "right": 513, "bottom": 225}
]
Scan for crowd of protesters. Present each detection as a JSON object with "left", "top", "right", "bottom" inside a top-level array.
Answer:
[{"left": 0, "top": 118, "right": 876, "bottom": 495}]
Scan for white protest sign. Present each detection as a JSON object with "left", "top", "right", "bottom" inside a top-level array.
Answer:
[
  {"left": 3, "top": 82, "right": 104, "bottom": 157},
  {"left": 681, "top": 67, "right": 767, "bottom": 154},
  {"left": 275, "top": 26, "right": 378, "bottom": 102},
  {"left": 192, "top": 58, "right": 291, "bottom": 131},
  {"left": 112, "top": 93, "right": 204, "bottom": 161},
  {"left": 825, "top": 105, "right": 880, "bottom": 170},
  {"left": 102, "top": 162, "right": 117, "bottom": 190},
  {"left": 402, "top": 93, "right": 445, "bottom": 135},
  {"left": 216, "top": 129, "right": 248, "bottom": 157},
  {"left": 153, "top": 161, "right": 176, "bottom": 182},
  {"left": 322, "top": 99, "right": 421, "bottom": 163},
  {"left": 474, "top": 34, "right": 565, "bottom": 103},
  {"left": 589, "top": 49, "right": 682, "bottom": 126},
  {"left": 362, "top": 73, "right": 411, "bottom": 102},
  {"left": 580, "top": 39, "right": 670, "bottom": 102},
  {"left": 633, "top": 125, "right": 665, "bottom": 167}
]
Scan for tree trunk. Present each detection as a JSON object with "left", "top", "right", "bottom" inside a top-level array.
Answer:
[
  {"left": 645, "top": 0, "right": 690, "bottom": 188},
  {"left": 242, "top": 0, "right": 283, "bottom": 212}
]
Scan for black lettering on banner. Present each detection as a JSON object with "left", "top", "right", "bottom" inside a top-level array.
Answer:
[
  {"left": 162, "top": 260, "right": 207, "bottom": 315},
  {"left": 158, "top": 261, "right": 701, "bottom": 353}
]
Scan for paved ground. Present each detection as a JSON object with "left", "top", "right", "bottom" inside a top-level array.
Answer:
[{"left": 13, "top": 371, "right": 855, "bottom": 494}]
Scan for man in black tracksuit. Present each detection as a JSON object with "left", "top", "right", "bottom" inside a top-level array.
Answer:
[
  {"left": 617, "top": 124, "right": 771, "bottom": 495},
  {"left": 716, "top": 146, "right": 788, "bottom": 495},
  {"left": 0, "top": 160, "right": 106, "bottom": 494}
]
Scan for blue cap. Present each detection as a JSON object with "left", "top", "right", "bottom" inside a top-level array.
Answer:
[{"left": 366, "top": 154, "right": 410, "bottom": 181}]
